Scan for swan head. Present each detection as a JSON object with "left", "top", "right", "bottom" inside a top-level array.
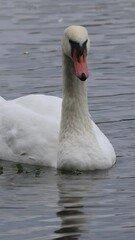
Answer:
[{"left": 62, "top": 25, "right": 90, "bottom": 81}]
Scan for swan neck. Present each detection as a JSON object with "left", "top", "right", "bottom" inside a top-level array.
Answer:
[
  {"left": 62, "top": 53, "right": 88, "bottom": 102},
  {"left": 60, "top": 53, "right": 90, "bottom": 135}
]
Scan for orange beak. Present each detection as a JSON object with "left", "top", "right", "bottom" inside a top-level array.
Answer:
[{"left": 73, "top": 49, "right": 89, "bottom": 81}]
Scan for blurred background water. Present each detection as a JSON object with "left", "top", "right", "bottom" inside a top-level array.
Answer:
[{"left": 0, "top": 0, "right": 135, "bottom": 239}]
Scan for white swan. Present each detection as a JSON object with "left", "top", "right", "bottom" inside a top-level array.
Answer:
[{"left": 0, "top": 25, "right": 116, "bottom": 170}]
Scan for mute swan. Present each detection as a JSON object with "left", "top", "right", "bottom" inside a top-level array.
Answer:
[{"left": 0, "top": 25, "right": 116, "bottom": 170}]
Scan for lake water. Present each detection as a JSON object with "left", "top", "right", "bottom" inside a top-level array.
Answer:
[{"left": 0, "top": 0, "right": 135, "bottom": 239}]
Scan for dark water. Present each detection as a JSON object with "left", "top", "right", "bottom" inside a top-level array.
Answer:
[{"left": 0, "top": 0, "right": 135, "bottom": 239}]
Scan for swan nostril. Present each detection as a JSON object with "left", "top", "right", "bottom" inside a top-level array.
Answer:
[{"left": 79, "top": 73, "right": 87, "bottom": 81}]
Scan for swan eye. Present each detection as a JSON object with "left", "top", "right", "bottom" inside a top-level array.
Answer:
[{"left": 69, "top": 39, "right": 88, "bottom": 57}]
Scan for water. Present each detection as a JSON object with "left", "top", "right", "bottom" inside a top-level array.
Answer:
[{"left": 0, "top": 0, "right": 135, "bottom": 239}]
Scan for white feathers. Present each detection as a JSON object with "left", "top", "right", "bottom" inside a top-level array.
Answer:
[{"left": 0, "top": 26, "right": 116, "bottom": 170}]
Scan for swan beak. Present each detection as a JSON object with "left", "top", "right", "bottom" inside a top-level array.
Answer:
[{"left": 73, "top": 49, "right": 89, "bottom": 81}]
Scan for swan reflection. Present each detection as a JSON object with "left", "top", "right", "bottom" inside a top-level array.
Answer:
[
  {"left": 54, "top": 174, "right": 88, "bottom": 240},
  {"left": 54, "top": 170, "right": 110, "bottom": 240}
]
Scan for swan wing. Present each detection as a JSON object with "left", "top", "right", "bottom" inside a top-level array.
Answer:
[
  {"left": 11, "top": 94, "right": 62, "bottom": 118},
  {"left": 0, "top": 100, "right": 60, "bottom": 167}
]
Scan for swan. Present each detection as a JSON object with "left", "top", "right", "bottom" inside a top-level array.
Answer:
[{"left": 0, "top": 25, "right": 116, "bottom": 170}]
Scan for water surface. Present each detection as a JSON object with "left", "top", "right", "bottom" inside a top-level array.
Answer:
[{"left": 0, "top": 0, "right": 135, "bottom": 239}]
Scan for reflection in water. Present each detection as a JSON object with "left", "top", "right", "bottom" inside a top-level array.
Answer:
[
  {"left": 55, "top": 209, "right": 84, "bottom": 239},
  {"left": 54, "top": 173, "right": 97, "bottom": 240},
  {"left": 55, "top": 176, "right": 86, "bottom": 239},
  {"left": 54, "top": 170, "right": 112, "bottom": 240}
]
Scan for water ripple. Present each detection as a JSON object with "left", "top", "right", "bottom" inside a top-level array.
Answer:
[{"left": 0, "top": 0, "right": 135, "bottom": 240}]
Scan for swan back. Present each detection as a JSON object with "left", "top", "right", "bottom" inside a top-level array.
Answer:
[{"left": 0, "top": 96, "right": 5, "bottom": 103}]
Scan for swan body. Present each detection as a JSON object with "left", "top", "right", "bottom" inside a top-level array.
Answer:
[{"left": 0, "top": 25, "right": 116, "bottom": 170}]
